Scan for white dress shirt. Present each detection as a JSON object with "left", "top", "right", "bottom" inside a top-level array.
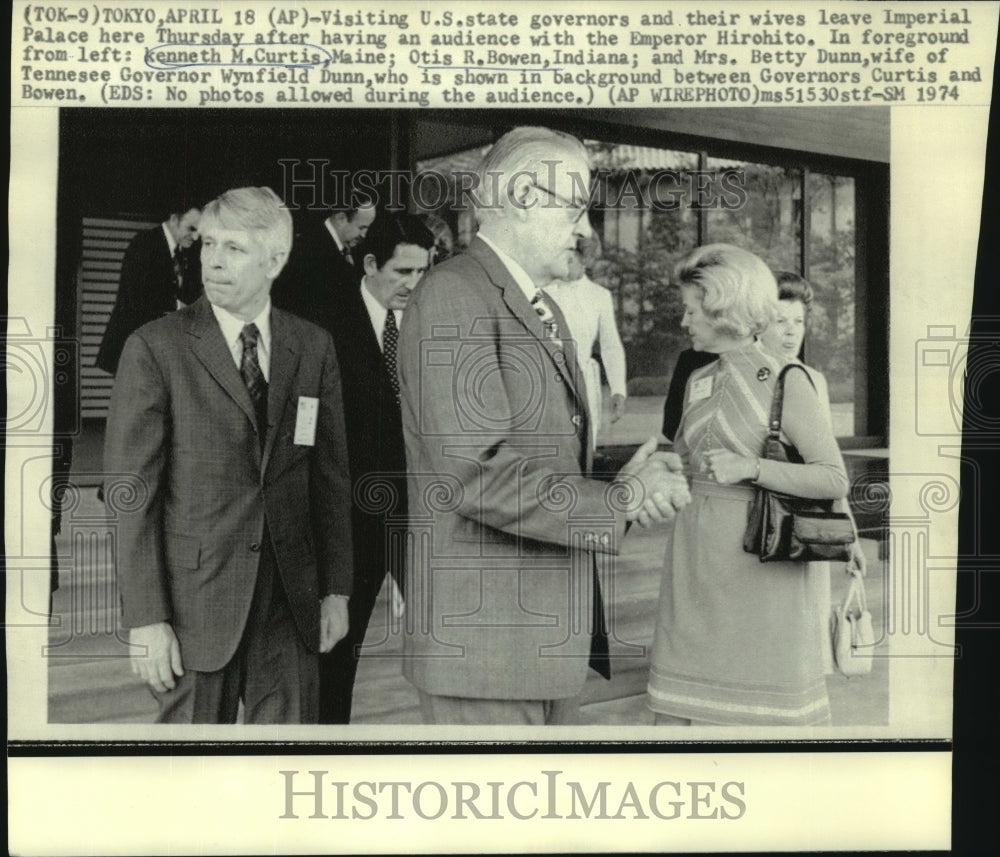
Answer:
[
  {"left": 161, "top": 221, "right": 179, "bottom": 256},
  {"left": 211, "top": 299, "right": 272, "bottom": 381},
  {"left": 324, "top": 218, "right": 347, "bottom": 255},
  {"left": 359, "top": 277, "right": 402, "bottom": 349}
]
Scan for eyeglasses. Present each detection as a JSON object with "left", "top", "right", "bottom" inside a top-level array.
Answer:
[{"left": 530, "top": 182, "right": 590, "bottom": 224}]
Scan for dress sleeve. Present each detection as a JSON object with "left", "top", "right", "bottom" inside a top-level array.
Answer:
[{"left": 757, "top": 367, "right": 849, "bottom": 500}]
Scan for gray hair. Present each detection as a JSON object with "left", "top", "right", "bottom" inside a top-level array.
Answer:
[
  {"left": 201, "top": 186, "right": 293, "bottom": 259},
  {"left": 475, "top": 127, "right": 590, "bottom": 222},
  {"left": 674, "top": 243, "right": 777, "bottom": 338}
]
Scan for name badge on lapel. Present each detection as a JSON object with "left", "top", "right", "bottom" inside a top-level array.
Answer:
[
  {"left": 688, "top": 376, "right": 714, "bottom": 403},
  {"left": 293, "top": 396, "right": 318, "bottom": 446}
]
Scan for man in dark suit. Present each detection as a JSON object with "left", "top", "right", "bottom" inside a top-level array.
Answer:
[
  {"left": 104, "top": 187, "right": 353, "bottom": 724},
  {"left": 298, "top": 213, "right": 435, "bottom": 724},
  {"left": 96, "top": 205, "right": 203, "bottom": 375},
  {"left": 274, "top": 198, "right": 376, "bottom": 323},
  {"left": 397, "top": 127, "right": 692, "bottom": 725}
]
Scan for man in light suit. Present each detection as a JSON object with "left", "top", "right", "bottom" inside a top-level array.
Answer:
[
  {"left": 294, "top": 213, "right": 434, "bottom": 723},
  {"left": 104, "top": 186, "right": 353, "bottom": 724},
  {"left": 397, "top": 127, "right": 691, "bottom": 725},
  {"left": 96, "top": 204, "right": 203, "bottom": 376},
  {"left": 274, "top": 197, "right": 377, "bottom": 321}
]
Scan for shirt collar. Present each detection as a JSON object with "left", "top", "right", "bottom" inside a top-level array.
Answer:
[
  {"left": 477, "top": 233, "right": 539, "bottom": 302},
  {"left": 211, "top": 298, "right": 272, "bottom": 354},
  {"left": 324, "top": 218, "right": 346, "bottom": 253},
  {"left": 162, "top": 222, "right": 178, "bottom": 256},
  {"left": 360, "top": 276, "right": 401, "bottom": 347}
]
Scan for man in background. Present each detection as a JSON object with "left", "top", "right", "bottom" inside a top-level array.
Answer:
[
  {"left": 274, "top": 196, "right": 377, "bottom": 323},
  {"left": 96, "top": 203, "right": 202, "bottom": 375},
  {"left": 307, "top": 213, "right": 434, "bottom": 723}
]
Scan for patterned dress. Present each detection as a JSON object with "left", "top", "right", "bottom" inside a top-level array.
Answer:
[{"left": 647, "top": 341, "right": 848, "bottom": 725}]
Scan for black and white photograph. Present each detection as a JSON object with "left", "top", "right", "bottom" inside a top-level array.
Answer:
[
  {"left": 7, "top": 0, "right": 998, "bottom": 852},
  {"left": 42, "top": 105, "right": 898, "bottom": 733}
]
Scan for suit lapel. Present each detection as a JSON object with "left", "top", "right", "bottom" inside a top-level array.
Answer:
[
  {"left": 263, "top": 308, "right": 302, "bottom": 472},
  {"left": 469, "top": 239, "right": 590, "bottom": 412},
  {"left": 187, "top": 298, "right": 258, "bottom": 431}
]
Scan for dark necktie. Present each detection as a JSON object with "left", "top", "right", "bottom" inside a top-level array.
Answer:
[
  {"left": 172, "top": 246, "right": 184, "bottom": 298},
  {"left": 382, "top": 311, "right": 400, "bottom": 401},
  {"left": 531, "top": 290, "right": 562, "bottom": 347},
  {"left": 239, "top": 323, "right": 268, "bottom": 448},
  {"left": 343, "top": 245, "right": 354, "bottom": 267}
]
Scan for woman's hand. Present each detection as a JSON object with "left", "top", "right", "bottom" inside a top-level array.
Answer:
[
  {"left": 703, "top": 449, "right": 758, "bottom": 485},
  {"left": 848, "top": 540, "right": 868, "bottom": 577}
]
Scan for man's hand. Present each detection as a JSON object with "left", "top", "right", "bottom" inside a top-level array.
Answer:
[
  {"left": 618, "top": 437, "right": 691, "bottom": 527},
  {"left": 610, "top": 393, "right": 627, "bottom": 423},
  {"left": 320, "top": 594, "right": 350, "bottom": 653},
  {"left": 130, "top": 622, "right": 183, "bottom": 692}
]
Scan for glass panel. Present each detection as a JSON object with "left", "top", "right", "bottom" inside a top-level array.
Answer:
[
  {"left": 806, "top": 173, "right": 856, "bottom": 436},
  {"left": 415, "top": 146, "right": 491, "bottom": 253},
  {"left": 705, "top": 158, "right": 802, "bottom": 272},
  {"left": 584, "top": 143, "right": 700, "bottom": 447}
]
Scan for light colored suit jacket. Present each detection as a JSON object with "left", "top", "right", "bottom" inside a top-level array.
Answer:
[
  {"left": 397, "top": 238, "right": 626, "bottom": 700},
  {"left": 104, "top": 297, "right": 354, "bottom": 673}
]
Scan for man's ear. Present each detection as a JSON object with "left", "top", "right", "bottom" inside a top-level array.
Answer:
[
  {"left": 507, "top": 171, "right": 535, "bottom": 219},
  {"left": 362, "top": 253, "right": 379, "bottom": 277},
  {"left": 267, "top": 250, "right": 289, "bottom": 279}
]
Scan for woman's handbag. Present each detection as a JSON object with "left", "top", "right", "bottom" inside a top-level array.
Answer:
[
  {"left": 742, "top": 364, "right": 856, "bottom": 563},
  {"left": 832, "top": 566, "right": 875, "bottom": 676}
]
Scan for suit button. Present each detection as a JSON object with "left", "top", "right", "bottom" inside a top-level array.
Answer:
[
  {"left": 553, "top": 350, "right": 565, "bottom": 364},
  {"left": 250, "top": 542, "right": 261, "bottom": 552},
  {"left": 554, "top": 373, "right": 564, "bottom": 383}
]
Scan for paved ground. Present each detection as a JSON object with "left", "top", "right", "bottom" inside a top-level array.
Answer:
[{"left": 48, "top": 420, "right": 887, "bottom": 728}]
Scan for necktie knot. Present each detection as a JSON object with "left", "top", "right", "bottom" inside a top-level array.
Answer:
[
  {"left": 240, "top": 323, "right": 260, "bottom": 350},
  {"left": 531, "top": 291, "right": 561, "bottom": 344}
]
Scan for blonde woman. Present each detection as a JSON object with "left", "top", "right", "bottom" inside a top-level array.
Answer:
[{"left": 647, "top": 245, "right": 849, "bottom": 726}]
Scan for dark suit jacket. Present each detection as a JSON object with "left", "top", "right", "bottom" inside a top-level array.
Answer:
[
  {"left": 397, "top": 238, "right": 623, "bottom": 700},
  {"left": 103, "top": 297, "right": 354, "bottom": 672},
  {"left": 662, "top": 348, "right": 719, "bottom": 441},
  {"left": 96, "top": 225, "right": 201, "bottom": 375},
  {"left": 322, "top": 283, "right": 407, "bottom": 594},
  {"left": 273, "top": 222, "right": 356, "bottom": 327}
]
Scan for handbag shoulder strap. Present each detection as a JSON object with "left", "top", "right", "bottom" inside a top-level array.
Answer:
[
  {"left": 839, "top": 567, "right": 868, "bottom": 615},
  {"left": 768, "top": 362, "right": 819, "bottom": 440}
]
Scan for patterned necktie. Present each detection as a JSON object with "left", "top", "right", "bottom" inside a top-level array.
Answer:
[
  {"left": 239, "top": 323, "right": 268, "bottom": 447},
  {"left": 382, "top": 311, "right": 400, "bottom": 401},
  {"left": 531, "top": 290, "right": 562, "bottom": 347}
]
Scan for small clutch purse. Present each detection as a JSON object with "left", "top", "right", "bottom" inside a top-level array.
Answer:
[
  {"left": 743, "top": 364, "right": 855, "bottom": 563},
  {"left": 832, "top": 566, "right": 875, "bottom": 677}
]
